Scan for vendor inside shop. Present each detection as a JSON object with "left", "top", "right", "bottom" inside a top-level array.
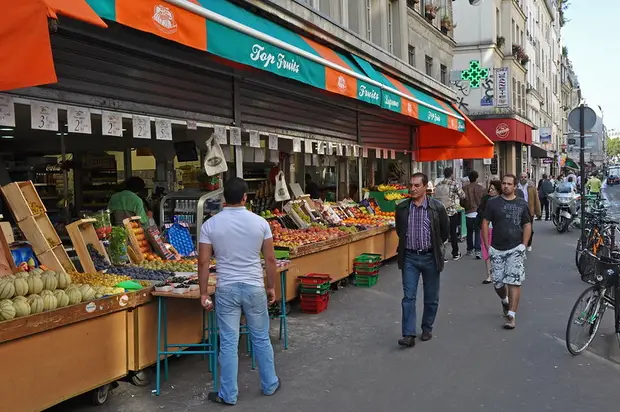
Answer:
[
  {"left": 107, "top": 177, "right": 150, "bottom": 225},
  {"left": 304, "top": 173, "right": 320, "bottom": 199}
]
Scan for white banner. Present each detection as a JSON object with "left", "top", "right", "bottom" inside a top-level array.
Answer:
[
  {"left": 376, "top": 148, "right": 382, "bottom": 159},
  {"left": 316, "top": 141, "right": 325, "bottom": 155},
  {"left": 155, "top": 118, "right": 172, "bottom": 141},
  {"left": 31, "top": 101, "right": 58, "bottom": 131},
  {"left": 362, "top": 147, "right": 368, "bottom": 158},
  {"left": 249, "top": 131, "right": 260, "bottom": 148},
  {"left": 353, "top": 145, "right": 359, "bottom": 157},
  {"left": 336, "top": 144, "right": 343, "bottom": 156},
  {"left": 390, "top": 150, "right": 396, "bottom": 160},
  {"left": 132, "top": 115, "right": 151, "bottom": 139},
  {"left": 495, "top": 67, "right": 510, "bottom": 108},
  {"left": 304, "top": 139, "right": 313, "bottom": 154},
  {"left": 102, "top": 111, "right": 123, "bottom": 137},
  {"left": 67, "top": 106, "right": 92, "bottom": 134},
  {"left": 293, "top": 138, "right": 302, "bottom": 153},
  {"left": 214, "top": 125, "right": 227, "bottom": 144},
  {"left": 0, "top": 95, "right": 15, "bottom": 127},
  {"left": 268, "top": 134, "right": 278, "bottom": 150},
  {"left": 230, "top": 127, "right": 242, "bottom": 145}
]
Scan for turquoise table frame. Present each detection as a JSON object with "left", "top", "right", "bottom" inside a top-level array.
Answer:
[
  {"left": 273, "top": 267, "right": 290, "bottom": 350},
  {"left": 152, "top": 293, "right": 218, "bottom": 396}
]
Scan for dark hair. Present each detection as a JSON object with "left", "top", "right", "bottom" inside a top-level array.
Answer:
[
  {"left": 568, "top": 176, "right": 574, "bottom": 182},
  {"left": 502, "top": 173, "right": 518, "bottom": 185},
  {"left": 488, "top": 180, "right": 501, "bottom": 193},
  {"left": 223, "top": 177, "right": 248, "bottom": 204},
  {"left": 124, "top": 177, "right": 146, "bottom": 193},
  {"left": 468, "top": 170, "right": 479, "bottom": 182},
  {"left": 411, "top": 172, "right": 428, "bottom": 186},
  {"left": 443, "top": 167, "right": 453, "bottom": 179},
  {"left": 542, "top": 174, "right": 548, "bottom": 179}
]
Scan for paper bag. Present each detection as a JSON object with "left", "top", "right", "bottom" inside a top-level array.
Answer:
[
  {"left": 274, "top": 171, "right": 291, "bottom": 202},
  {"left": 204, "top": 134, "right": 228, "bottom": 176}
]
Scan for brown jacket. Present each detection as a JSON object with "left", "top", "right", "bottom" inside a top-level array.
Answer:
[
  {"left": 518, "top": 181, "right": 541, "bottom": 217},
  {"left": 462, "top": 182, "right": 486, "bottom": 214}
]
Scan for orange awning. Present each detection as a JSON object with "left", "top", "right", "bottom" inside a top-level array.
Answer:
[
  {"left": 416, "top": 105, "right": 494, "bottom": 162},
  {"left": 0, "top": 0, "right": 107, "bottom": 92}
]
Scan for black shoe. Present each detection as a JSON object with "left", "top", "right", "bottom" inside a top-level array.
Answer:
[
  {"left": 421, "top": 331, "right": 433, "bottom": 341},
  {"left": 208, "top": 392, "right": 235, "bottom": 406},
  {"left": 398, "top": 335, "right": 416, "bottom": 347}
]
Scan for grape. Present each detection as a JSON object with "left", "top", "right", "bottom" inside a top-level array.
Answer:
[{"left": 86, "top": 244, "right": 173, "bottom": 281}]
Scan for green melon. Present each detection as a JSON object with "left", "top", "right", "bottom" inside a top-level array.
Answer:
[
  {"left": 65, "top": 287, "right": 82, "bottom": 305},
  {"left": 12, "top": 297, "right": 31, "bottom": 317},
  {"left": 30, "top": 268, "right": 43, "bottom": 276},
  {"left": 53, "top": 290, "right": 70, "bottom": 308},
  {"left": 0, "top": 278, "right": 15, "bottom": 300},
  {"left": 27, "top": 275, "right": 44, "bottom": 295},
  {"left": 0, "top": 299, "right": 16, "bottom": 321},
  {"left": 56, "top": 271, "right": 72, "bottom": 289},
  {"left": 27, "top": 294, "right": 44, "bottom": 314},
  {"left": 13, "top": 277, "right": 28, "bottom": 297},
  {"left": 41, "top": 290, "right": 58, "bottom": 311},
  {"left": 41, "top": 272, "right": 58, "bottom": 291},
  {"left": 79, "top": 284, "right": 96, "bottom": 302}
]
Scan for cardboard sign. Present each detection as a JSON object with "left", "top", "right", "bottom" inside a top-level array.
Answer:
[{"left": 145, "top": 224, "right": 175, "bottom": 260}]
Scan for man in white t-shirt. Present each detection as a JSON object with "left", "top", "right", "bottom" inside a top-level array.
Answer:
[{"left": 198, "top": 178, "right": 280, "bottom": 406}]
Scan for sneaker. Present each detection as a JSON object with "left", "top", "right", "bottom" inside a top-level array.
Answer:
[
  {"left": 501, "top": 301, "right": 509, "bottom": 318},
  {"left": 452, "top": 252, "right": 462, "bottom": 261},
  {"left": 398, "top": 335, "right": 416, "bottom": 347},
  {"left": 527, "top": 246, "right": 532, "bottom": 252},
  {"left": 466, "top": 250, "right": 474, "bottom": 257},
  {"left": 504, "top": 315, "right": 516, "bottom": 329},
  {"left": 475, "top": 250, "right": 482, "bottom": 260}
]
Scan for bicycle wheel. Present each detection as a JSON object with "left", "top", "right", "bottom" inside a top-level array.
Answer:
[
  {"left": 566, "top": 285, "right": 606, "bottom": 355},
  {"left": 576, "top": 234, "right": 587, "bottom": 268}
]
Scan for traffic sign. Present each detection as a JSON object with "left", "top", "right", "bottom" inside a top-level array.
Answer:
[{"left": 568, "top": 106, "right": 597, "bottom": 132}]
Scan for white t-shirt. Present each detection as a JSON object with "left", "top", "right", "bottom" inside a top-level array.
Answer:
[{"left": 199, "top": 207, "right": 272, "bottom": 288}]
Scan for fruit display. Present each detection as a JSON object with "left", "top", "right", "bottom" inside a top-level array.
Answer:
[
  {"left": 69, "top": 271, "right": 132, "bottom": 288},
  {"left": 0, "top": 299, "right": 16, "bottom": 320},
  {"left": 29, "top": 201, "right": 45, "bottom": 215},
  {"left": 138, "top": 259, "right": 197, "bottom": 272},
  {"left": 129, "top": 221, "right": 151, "bottom": 255},
  {"left": 374, "top": 184, "right": 407, "bottom": 192},
  {"left": 384, "top": 191, "right": 407, "bottom": 201},
  {"left": 270, "top": 220, "right": 349, "bottom": 248},
  {"left": 88, "top": 244, "right": 174, "bottom": 281}
]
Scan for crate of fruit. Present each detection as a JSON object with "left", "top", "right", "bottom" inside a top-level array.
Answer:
[
  {"left": 1, "top": 181, "right": 46, "bottom": 222},
  {"left": 298, "top": 273, "right": 331, "bottom": 286}
]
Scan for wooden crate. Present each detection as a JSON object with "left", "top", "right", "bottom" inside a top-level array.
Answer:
[
  {"left": 66, "top": 218, "right": 110, "bottom": 274},
  {"left": 17, "top": 214, "right": 61, "bottom": 255},
  {"left": 123, "top": 217, "right": 148, "bottom": 263},
  {"left": 38, "top": 245, "right": 76, "bottom": 274},
  {"left": 0, "top": 181, "right": 46, "bottom": 222}
]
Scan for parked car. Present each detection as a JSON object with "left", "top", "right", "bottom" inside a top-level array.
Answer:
[{"left": 608, "top": 175, "right": 619, "bottom": 186}]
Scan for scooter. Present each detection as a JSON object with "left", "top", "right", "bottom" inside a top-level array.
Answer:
[{"left": 548, "top": 189, "right": 580, "bottom": 233}]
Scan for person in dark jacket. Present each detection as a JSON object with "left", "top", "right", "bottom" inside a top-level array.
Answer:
[
  {"left": 462, "top": 170, "right": 486, "bottom": 259},
  {"left": 537, "top": 174, "right": 554, "bottom": 220},
  {"left": 395, "top": 172, "right": 449, "bottom": 348}
]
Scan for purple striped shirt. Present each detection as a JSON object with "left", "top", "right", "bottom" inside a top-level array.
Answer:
[{"left": 406, "top": 198, "right": 432, "bottom": 251}]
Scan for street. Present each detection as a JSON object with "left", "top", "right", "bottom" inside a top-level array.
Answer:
[{"left": 52, "top": 193, "right": 620, "bottom": 412}]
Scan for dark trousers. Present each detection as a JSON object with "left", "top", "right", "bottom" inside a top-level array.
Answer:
[
  {"left": 528, "top": 218, "right": 534, "bottom": 247},
  {"left": 466, "top": 217, "right": 481, "bottom": 252},
  {"left": 401, "top": 251, "right": 439, "bottom": 337},
  {"left": 540, "top": 196, "right": 549, "bottom": 220},
  {"left": 449, "top": 214, "right": 461, "bottom": 257}
]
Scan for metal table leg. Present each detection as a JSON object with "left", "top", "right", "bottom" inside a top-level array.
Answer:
[
  {"left": 154, "top": 296, "right": 163, "bottom": 396},
  {"left": 163, "top": 298, "right": 169, "bottom": 381},
  {"left": 281, "top": 270, "right": 288, "bottom": 349}
]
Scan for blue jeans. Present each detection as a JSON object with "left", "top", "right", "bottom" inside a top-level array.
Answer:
[
  {"left": 215, "top": 283, "right": 279, "bottom": 404},
  {"left": 401, "top": 250, "right": 440, "bottom": 337},
  {"left": 466, "top": 217, "right": 481, "bottom": 252}
]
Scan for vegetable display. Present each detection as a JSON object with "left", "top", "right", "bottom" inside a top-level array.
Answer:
[
  {"left": 108, "top": 226, "right": 129, "bottom": 264},
  {"left": 88, "top": 245, "right": 174, "bottom": 281}
]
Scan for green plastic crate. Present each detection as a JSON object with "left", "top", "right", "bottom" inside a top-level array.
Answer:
[
  {"left": 299, "top": 287, "right": 330, "bottom": 295},
  {"left": 354, "top": 274, "right": 379, "bottom": 288},
  {"left": 354, "top": 253, "right": 382, "bottom": 264}
]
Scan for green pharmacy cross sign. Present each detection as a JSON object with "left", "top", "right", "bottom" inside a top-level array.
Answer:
[{"left": 460, "top": 60, "right": 490, "bottom": 89}]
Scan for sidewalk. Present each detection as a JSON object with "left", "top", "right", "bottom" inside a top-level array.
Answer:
[{"left": 51, "top": 225, "right": 620, "bottom": 411}]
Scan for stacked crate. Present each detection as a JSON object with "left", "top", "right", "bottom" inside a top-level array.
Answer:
[
  {"left": 353, "top": 253, "right": 381, "bottom": 287},
  {"left": 298, "top": 273, "right": 331, "bottom": 314}
]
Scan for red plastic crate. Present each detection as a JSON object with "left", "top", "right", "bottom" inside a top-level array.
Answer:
[
  {"left": 300, "top": 293, "right": 330, "bottom": 314},
  {"left": 298, "top": 273, "right": 332, "bottom": 286}
]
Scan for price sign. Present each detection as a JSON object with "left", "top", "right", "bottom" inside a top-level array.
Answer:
[
  {"left": 269, "top": 149, "right": 279, "bottom": 163},
  {"left": 305, "top": 139, "right": 313, "bottom": 153},
  {"left": 316, "top": 141, "right": 325, "bottom": 155},
  {"left": 102, "top": 111, "right": 123, "bottom": 137},
  {"left": 353, "top": 145, "right": 360, "bottom": 157},
  {"left": 268, "top": 134, "right": 278, "bottom": 150},
  {"left": 390, "top": 150, "right": 396, "bottom": 160},
  {"left": 345, "top": 145, "right": 351, "bottom": 157},
  {"left": 30, "top": 101, "right": 58, "bottom": 131},
  {"left": 362, "top": 147, "right": 368, "bottom": 158},
  {"left": 293, "top": 138, "right": 302, "bottom": 153},
  {"left": 214, "top": 125, "right": 227, "bottom": 144},
  {"left": 230, "top": 127, "right": 241, "bottom": 145},
  {"left": 155, "top": 118, "right": 172, "bottom": 141},
  {"left": 336, "top": 144, "right": 343, "bottom": 156},
  {"left": 132, "top": 115, "right": 151, "bottom": 139},
  {"left": 376, "top": 148, "right": 382, "bottom": 159},
  {"left": 249, "top": 131, "right": 260, "bottom": 148},
  {"left": 67, "top": 106, "right": 92, "bottom": 134},
  {"left": 0, "top": 95, "right": 15, "bottom": 127}
]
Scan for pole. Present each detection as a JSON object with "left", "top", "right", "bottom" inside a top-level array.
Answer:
[{"left": 579, "top": 103, "right": 586, "bottom": 239}]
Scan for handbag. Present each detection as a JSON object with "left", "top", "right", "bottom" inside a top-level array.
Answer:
[
  {"left": 274, "top": 171, "right": 291, "bottom": 202},
  {"left": 203, "top": 134, "right": 228, "bottom": 176}
]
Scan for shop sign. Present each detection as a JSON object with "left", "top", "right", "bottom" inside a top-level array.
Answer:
[
  {"left": 539, "top": 127, "right": 551, "bottom": 144},
  {"left": 249, "top": 131, "right": 260, "bottom": 148},
  {"left": 418, "top": 106, "right": 446, "bottom": 128},
  {"left": 102, "top": 111, "right": 123, "bottom": 137},
  {"left": 268, "top": 133, "right": 278, "bottom": 150},
  {"left": 316, "top": 141, "right": 325, "bottom": 155},
  {"left": 31, "top": 101, "right": 58, "bottom": 131},
  {"left": 214, "top": 125, "right": 227, "bottom": 144},
  {"left": 381, "top": 90, "right": 401, "bottom": 113},
  {"left": 229, "top": 127, "right": 242, "bottom": 145},
  {"left": 293, "top": 138, "right": 302, "bottom": 153},
  {"left": 304, "top": 139, "right": 313, "bottom": 154},
  {"left": 0, "top": 94, "right": 15, "bottom": 127},
  {"left": 357, "top": 80, "right": 381, "bottom": 106},
  {"left": 155, "top": 118, "right": 172, "bottom": 141},
  {"left": 132, "top": 115, "right": 151, "bottom": 139},
  {"left": 458, "top": 119, "right": 466, "bottom": 132},
  {"left": 542, "top": 158, "right": 553, "bottom": 164},
  {"left": 495, "top": 123, "right": 510, "bottom": 139},
  {"left": 495, "top": 67, "right": 510, "bottom": 108}
]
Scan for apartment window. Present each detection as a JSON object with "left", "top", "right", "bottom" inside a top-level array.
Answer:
[
  {"left": 496, "top": 8, "right": 500, "bottom": 38},
  {"left": 512, "top": 78, "right": 517, "bottom": 109},
  {"left": 516, "top": 25, "right": 520, "bottom": 45},
  {"left": 406, "top": 0, "right": 417, "bottom": 9},
  {"left": 388, "top": 0, "right": 394, "bottom": 53},
  {"left": 521, "top": 84, "right": 526, "bottom": 114},
  {"left": 425, "top": 55, "right": 433, "bottom": 76},
  {"left": 365, "top": 0, "right": 372, "bottom": 40},
  {"left": 408, "top": 45, "right": 416, "bottom": 67},
  {"left": 511, "top": 19, "right": 515, "bottom": 45},
  {"left": 517, "top": 81, "right": 522, "bottom": 111},
  {"left": 440, "top": 64, "right": 448, "bottom": 85}
]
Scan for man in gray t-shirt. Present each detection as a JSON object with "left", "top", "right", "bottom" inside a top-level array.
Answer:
[{"left": 481, "top": 174, "right": 532, "bottom": 330}]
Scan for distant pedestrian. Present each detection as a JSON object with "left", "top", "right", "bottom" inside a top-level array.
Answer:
[
  {"left": 434, "top": 167, "right": 466, "bottom": 261},
  {"left": 586, "top": 172, "right": 602, "bottom": 198},
  {"left": 537, "top": 174, "right": 554, "bottom": 221},
  {"left": 478, "top": 180, "right": 502, "bottom": 284},
  {"left": 517, "top": 172, "right": 540, "bottom": 251},
  {"left": 462, "top": 170, "right": 486, "bottom": 259},
  {"left": 481, "top": 174, "right": 532, "bottom": 330},
  {"left": 395, "top": 172, "right": 449, "bottom": 347}
]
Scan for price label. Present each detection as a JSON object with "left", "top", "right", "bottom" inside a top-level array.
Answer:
[
  {"left": 186, "top": 120, "right": 197, "bottom": 130},
  {"left": 293, "top": 138, "right": 301, "bottom": 153},
  {"left": 155, "top": 118, "right": 172, "bottom": 141},
  {"left": 230, "top": 127, "right": 242, "bottom": 145},
  {"left": 345, "top": 145, "right": 352, "bottom": 157},
  {"left": 30, "top": 101, "right": 58, "bottom": 131},
  {"left": 132, "top": 115, "right": 151, "bottom": 139},
  {"left": 327, "top": 142, "right": 334, "bottom": 155},
  {"left": 214, "top": 125, "right": 227, "bottom": 144},
  {"left": 102, "top": 111, "right": 123, "bottom": 136},
  {"left": 376, "top": 148, "right": 383, "bottom": 159},
  {"left": 249, "top": 131, "right": 260, "bottom": 148},
  {"left": 305, "top": 139, "right": 313, "bottom": 153},
  {"left": 362, "top": 147, "right": 368, "bottom": 158},
  {"left": 336, "top": 144, "right": 343, "bottom": 156},
  {"left": 67, "top": 106, "right": 92, "bottom": 134},
  {"left": 390, "top": 150, "right": 396, "bottom": 160},
  {"left": 0, "top": 95, "right": 15, "bottom": 127},
  {"left": 353, "top": 146, "right": 360, "bottom": 157},
  {"left": 269, "top": 149, "right": 279, "bottom": 163},
  {"left": 316, "top": 141, "right": 325, "bottom": 155},
  {"left": 268, "top": 134, "right": 278, "bottom": 150}
]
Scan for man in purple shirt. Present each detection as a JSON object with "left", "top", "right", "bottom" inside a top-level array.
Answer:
[{"left": 395, "top": 173, "right": 450, "bottom": 347}]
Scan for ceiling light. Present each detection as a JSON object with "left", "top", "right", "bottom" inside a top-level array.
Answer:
[
  {"left": 0, "top": 128, "right": 13, "bottom": 131},
  {"left": 1, "top": 135, "right": 14, "bottom": 139}
]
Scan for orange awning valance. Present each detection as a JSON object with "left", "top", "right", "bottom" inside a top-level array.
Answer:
[
  {"left": 0, "top": 0, "right": 107, "bottom": 92},
  {"left": 416, "top": 105, "right": 494, "bottom": 162}
]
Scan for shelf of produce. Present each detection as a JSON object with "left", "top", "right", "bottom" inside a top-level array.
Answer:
[
  {"left": 0, "top": 180, "right": 46, "bottom": 222},
  {"left": 368, "top": 190, "right": 408, "bottom": 212},
  {"left": 66, "top": 218, "right": 110, "bottom": 274},
  {"left": 123, "top": 217, "right": 147, "bottom": 264},
  {"left": 384, "top": 228, "right": 398, "bottom": 259}
]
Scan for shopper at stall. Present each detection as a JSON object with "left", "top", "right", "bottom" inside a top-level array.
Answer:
[
  {"left": 434, "top": 167, "right": 465, "bottom": 260},
  {"left": 305, "top": 173, "right": 320, "bottom": 199},
  {"left": 198, "top": 177, "right": 280, "bottom": 406},
  {"left": 107, "top": 176, "right": 149, "bottom": 224},
  {"left": 395, "top": 172, "right": 449, "bottom": 347}
]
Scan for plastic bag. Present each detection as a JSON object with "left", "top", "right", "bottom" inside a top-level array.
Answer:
[
  {"left": 204, "top": 134, "right": 228, "bottom": 176},
  {"left": 274, "top": 171, "right": 291, "bottom": 202}
]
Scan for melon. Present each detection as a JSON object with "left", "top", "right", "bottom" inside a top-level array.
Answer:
[
  {"left": 112, "top": 287, "right": 125, "bottom": 295},
  {"left": 27, "top": 294, "right": 44, "bottom": 314},
  {"left": 0, "top": 299, "right": 16, "bottom": 321},
  {"left": 13, "top": 277, "right": 28, "bottom": 297},
  {"left": 41, "top": 290, "right": 58, "bottom": 311},
  {"left": 56, "top": 271, "right": 72, "bottom": 289},
  {"left": 5, "top": 274, "right": 15, "bottom": 280},
  {"left": 66, "top": 287, "right": 82, "bottom": 305},
  {"left": 0, "top": 278, "right": 15, "bottom": 300},
  {"left": 41, "top": 272, "right": 58, "bottom": 291},
  {"left": 27, "top": 275, "right": 44, "bottom": 295},
  {"left": 12, "top": 297, "right": 31, "bottom": 317},
  {"left": 15, "top": 271, "right": 29, "bottom": 278},
  {"left": 30, "top": 268, "right": 43, "bottom": 276},
  {"left": 79, "top": 284, "right": 96, "bottom": 302}
]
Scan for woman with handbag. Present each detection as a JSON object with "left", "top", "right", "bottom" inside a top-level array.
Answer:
[{"left": 478, "top": 180, "right": 502, "bottom": 284}]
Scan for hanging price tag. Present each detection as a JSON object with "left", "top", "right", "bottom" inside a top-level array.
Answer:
[
  {"left": 293, "top": 138, "right": 302, "bottom": 153},
  {"left": 155, "top": 118, "right": 172, "bottom": 141},
  {"left": 305, "top": 139, "right": 313, "bottom": 153},
  {"left": 390, "top": 150, "right": 396, "bottom": 159},
  {"left": 268, "top": 134, "right": 278, "bottom": 150},
  {"left": 345, "top": 145, "right": 352, "bottom": 157},
  {"left": 353, "top": 146, "right": 360, "bottom": 157},
  {"left": 0, "top": 95, "right": 15, "bottom": 127},
  {"left": 132, "top": 115, "right": 151, "bottom": 139},
  {"left": 214, "top": 125, "right": 227, "bottom": 144},
  {"left": 362, "top": 147, "right": 368, "bottom": 158},
  {"left": 31, "top": 101, "right": 58, "bottom": 131},
  {"left": 102, "top": 111, "right": 123, "bottom": 137},
  {"left": 327, "top": 142, "right": 334, "bottom": 155},
  {"left": 67, "top": 106, "right": 92, "bottom": 134},
  {"left": 230, "top": 127, "right": 242, "bottom": 145},
  {"left": 316, "top": 141, "right": 325, "bottom": 155},
  {"left": 249, "top": 131, "right": 260, "bottom": 148},
  {"left": 376, "top": 148, "right": 383, "bottom": 159},
  {"left": 336, "top": 144, "right": 343, "bottom": 156},
  {"left": 269, "top": 149, "right": 279, "bottom": 163}
]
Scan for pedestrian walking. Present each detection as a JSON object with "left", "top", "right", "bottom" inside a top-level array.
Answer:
[
  {"left": 478, "top": 180, "right": 501, "bottom": 284},
  {"left": 537, "top": 174, "right": 554, "bottom": 221},
  {"left": 395, "top": 172, "right": 449, "bottom": 347},
  {"left": 198, "top": 177, "right": 281, "bottom": 405},
  {"left": 462, "top": 170, "right": 486, "bottom": 259},
  {"left": 586, "top": 172, "right": 602, "bottom": 198},
  {"left": 517, "top": 172, "right": 540, "bottom": 251},
  {"left": 434, "top": 167, "right": 466, "bottom": 261},
  {"left": 481, "top": 174, "right": 532, "bottom": 330}
]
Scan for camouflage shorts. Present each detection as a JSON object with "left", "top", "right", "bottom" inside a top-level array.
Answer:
[{"left": 490, "top": 245, "right": 526, "bottom": 287}]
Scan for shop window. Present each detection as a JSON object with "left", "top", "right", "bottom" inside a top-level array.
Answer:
[
  {"left": 440, "top": 64, "right": 448, "bottom": 85},
  {"left": 425, "top": 55, "right": 433, "bottom": 77}
]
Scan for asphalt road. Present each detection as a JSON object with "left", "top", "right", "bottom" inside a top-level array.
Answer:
[{"left": 51, "top": 212, "right": 620, "bottom": 412}]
